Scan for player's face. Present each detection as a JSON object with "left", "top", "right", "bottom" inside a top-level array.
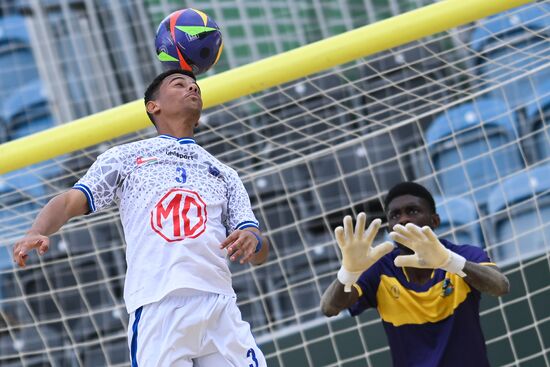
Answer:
[
  {"left": 386, "top": 195, "right": 439, "bottom": 251},
  {"left": 158, "top": 74, "right": 203, "bottom": 115},
  {"left": 386, "top": 195, "right": 437, "bottom": 229}
]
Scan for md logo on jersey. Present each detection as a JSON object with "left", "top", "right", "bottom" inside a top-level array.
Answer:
[{"left": 150, "top": 188, "right": 208, "bottom": 242}]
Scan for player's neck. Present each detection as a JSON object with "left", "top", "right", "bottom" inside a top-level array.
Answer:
[
  {"left": 156, "top": 121, "right": 196, "bottom": 139},
  {"left": 404, "top": 267, "right": 434, "bottom": 286}
]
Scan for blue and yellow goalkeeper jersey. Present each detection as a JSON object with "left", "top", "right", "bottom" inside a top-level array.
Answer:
[{"left": 349, "top": 239, "right": 495, "bottom": 367}]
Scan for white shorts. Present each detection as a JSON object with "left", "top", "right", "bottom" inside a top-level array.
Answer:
[{"left": 128, "top": 289, "right": 266, "bottom": 367}]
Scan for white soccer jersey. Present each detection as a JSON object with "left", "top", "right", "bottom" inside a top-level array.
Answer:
[{"left": 74, "top": 134, "right": 259, "bottom": 313}]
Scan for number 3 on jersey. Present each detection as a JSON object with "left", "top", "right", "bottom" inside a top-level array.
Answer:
[
  {"left": 247, "top": 348, "right": 259, "bottom": 367},
  {"left": 176, "top": 167, "right": 186, "bottom": 183},
  {"left": 150, "top": 188, "right": 207, "bottom": 242}
]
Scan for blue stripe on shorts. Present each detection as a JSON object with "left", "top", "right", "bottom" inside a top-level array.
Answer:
[{"left": 131, "top": 306, "right": 143, "bottom": 367}]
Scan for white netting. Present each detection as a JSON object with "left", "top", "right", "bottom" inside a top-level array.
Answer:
[{"left": 0, "top": 1, "right": 549, "bottom": 366}]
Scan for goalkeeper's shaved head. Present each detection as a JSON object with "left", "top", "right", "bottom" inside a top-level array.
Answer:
[{"left": 384, "top": 182, "right": 436, "bottom": 213}]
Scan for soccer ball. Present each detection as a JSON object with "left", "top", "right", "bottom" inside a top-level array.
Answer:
[{"left": 155, "top": 8, "right": 223, "bottom": 75}]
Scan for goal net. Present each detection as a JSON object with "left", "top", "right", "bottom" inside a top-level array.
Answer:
[{"left": 0, "top": 1, "right": 548, "bottom": 366}]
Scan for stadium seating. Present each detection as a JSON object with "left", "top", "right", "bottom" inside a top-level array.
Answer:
[
  {"left": 80, "top": 335, "right": 128, "bottom": 367},
  {"left": 338, "top": 146, "right": 377, "bottom": 202},
  {"left": 486, "top": 164, "right": 550, "bottom": 264},
  {"left": 360, "top": 41, "right": 457, "bottom": 191},
  {"left": 9, "top": 254, "right": 126, "bottom": 347},
  {"left": 0, "top": 244, "right": 11, "bottom": 272},
  {"left": 0, "top": 82, "right": 58, "bottom": 246},
  {"left": 0, "top": 16, "right": 40, "bottom": 102},
  {"left": 434, "top": 195, "right": 483, "bottom": 247},
  {"left": 249, "top": 74, "right": 360, "bottom": 167},
  {"left": 426, "top": 98, "right": 524, "bottom": 209},
  {"left": 0, "top": 18, "right": 54, "bottom": 248},
  {"left": 0, "top": 117, "right": 7, "bottom": 144},
  {"left": 0, "top": 315, "right": 66, "bottom": 366},
  {"left": 2, "top": 80, "right": 54, "bottom": 138},
  {"left": 238, "top": 171, "right": 317, "bottom": 328},
  {"left": 310, "top": 147, "right": 374, "bottom": 211},
  {"left": 243, "top": 169, "right": 342, "bottom": 325},
  {"left": 0, "top": 78, "right": 64, "bottom": 240},
  {"left": 522, "top": 80, "right": 550, "bottom": 164},
  {"left": 470, "top": 4, "right": 550, "bottom": 107},
  {"left": 198, "top": 107, "right": 258, "bottom": 171},
  {"left": 0, "top": 334, "right": 18, "bottom": 366},
  {"left": 245, "top": 170, "right": 309, "bottom": 247},
  {"left": 229, "top": 265, "right": 268, "bottom": 332},
  {"left": 361, "top": 40, "right": 453, "bottom": 127}
]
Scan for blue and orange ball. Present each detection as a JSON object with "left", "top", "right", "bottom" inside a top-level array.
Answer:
[{"left": 155, "top": 8, "right": 223, "bottom": 75}]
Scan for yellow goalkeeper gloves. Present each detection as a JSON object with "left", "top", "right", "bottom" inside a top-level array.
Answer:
[
  {"left": 335, "top": 213, "right": 394, "bottom": 292},
  {"left": 390, "top": 223, "right": 466, "bottom": 277}
]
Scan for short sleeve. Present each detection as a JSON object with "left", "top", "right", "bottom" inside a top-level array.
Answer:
[
  {"left": 224, "top": 170, "right": 259, "bottom": 232},
  {"left": 348, "top": 261, "right": 384, "bottom": 316},
  {"left": 73, "top": 148, "right": 123, "bottom": 213}
]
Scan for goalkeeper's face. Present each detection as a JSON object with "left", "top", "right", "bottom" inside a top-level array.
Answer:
[{"left": 386, "top": 195, "right": 440, "bottom": 251}]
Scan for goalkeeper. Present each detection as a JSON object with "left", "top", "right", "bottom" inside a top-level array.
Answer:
[{"left": 321, "top": 182, "right": 509, "bottom": 367}]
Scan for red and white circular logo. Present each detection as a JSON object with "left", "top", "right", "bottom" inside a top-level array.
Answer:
[{"left": 150, "top": 188, "right": 208, "bottom": 242}]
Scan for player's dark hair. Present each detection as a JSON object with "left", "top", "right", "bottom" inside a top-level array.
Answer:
[
  {"left": 144, "top": 69, "right": 197, "bottom": 125},
  {"left": 384, "top": 182, "right": 436, "bottom": 213}
]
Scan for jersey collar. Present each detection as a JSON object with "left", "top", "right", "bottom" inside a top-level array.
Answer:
[{"left": 158, "top": 134, "right": 196, "bottom": 145}]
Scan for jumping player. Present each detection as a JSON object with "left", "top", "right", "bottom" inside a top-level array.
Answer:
[
  {"left": 13, "top": 69, "right": 269, "bottom": 367},
  {"left": 321, "top": 182, "right": 510, "bottom": 367}
]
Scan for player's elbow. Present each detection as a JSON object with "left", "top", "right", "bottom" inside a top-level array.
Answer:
[
  {"left": 486, "top": 274, "right": 510, "bottom": 297},
  {"left": 494, "top": 276, "right": 510, "bottom": 297},
  {"left": 320, "top": 292, "right": 344, "bottom": 317},
  {"left": 320, "top": 301, "right": 341, "bottom": 317}
]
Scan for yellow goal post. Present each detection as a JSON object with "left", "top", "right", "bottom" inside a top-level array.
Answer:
[{"left": 0, "top": 0, "right": 534, "bottom": 175}]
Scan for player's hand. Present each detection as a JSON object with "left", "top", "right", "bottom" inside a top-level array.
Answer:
[
  {"left": 13, "top": 231, "right": 50, "bottom": 268},
  {"left": 335, "top": 213, "right": 394, "bottom": 292},
  {"left": 220, "top": 229, "right": 260, "bottom": 264},
  {"left": 390, "top": 223, "right": 466, "bottom": 276}
]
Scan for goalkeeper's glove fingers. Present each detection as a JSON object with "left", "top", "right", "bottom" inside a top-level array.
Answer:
[
  {"left": 394, "top": 250, "right": 466, "bottom": 276},
  {"left": 335, "top": 212, "right": 369, "bottom": 249},
  {"left": 391, "top": 223, "right": 467, "bottom": 276},
  {"left": 336, "top": 217, "right": 386, "bottom": 271},
  {"left": 338, "top": 240, "right": 394, "bottom": 292},
  {"left": 370, "top": 241, "right": 395, "bottom": 262},
  {"left": 394, "top": 254, "right": 422, "bottom": 268}
]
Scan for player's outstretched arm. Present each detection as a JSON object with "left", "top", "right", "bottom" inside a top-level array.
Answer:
[
  {"left": 321, "top": 213, "right": 394, "bottom": 317},
  {"left": 13, "top": 189, "right": 89, "bottom": 268},
  {"left": 390, "top": 223, "right": 509, "bottom": 296},
  {"left": 321, "top": 278, "right": 360, "bottom": 317},
  {"left": 461, "top": 262, "right": 509, "bottom": 296},
  {"left": 220, "top": 228, "right": 269, "bottom": 266}
]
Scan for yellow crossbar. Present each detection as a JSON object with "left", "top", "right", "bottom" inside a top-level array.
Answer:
[{"left": 0, "top": 0, "right": 534, "bottom": 174}]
